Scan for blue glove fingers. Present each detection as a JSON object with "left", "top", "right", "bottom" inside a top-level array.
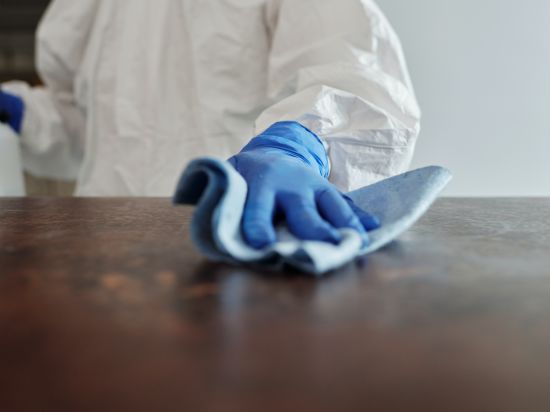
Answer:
[
  {"left": 278, "top": 193, "right": 342, "bottom": 244},
  {"left": 343, "top": 195, "right": 381, "bottom": 231},
  {"left": 317, "top": 189, "right": 370, "bottom": 241},
  {"left": 242, "top": 189, "right": 277, "bottom": 249}
]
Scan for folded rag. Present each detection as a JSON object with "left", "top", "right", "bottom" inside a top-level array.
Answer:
[{"left": 174, "top": 158, "right": 452, "bottom": 275}]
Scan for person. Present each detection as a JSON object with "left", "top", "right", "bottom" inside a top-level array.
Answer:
[{"left": 0, "top": 0, "right": 420, "bottom": 249}]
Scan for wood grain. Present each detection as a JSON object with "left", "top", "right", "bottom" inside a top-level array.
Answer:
[{"left": 1, "top": 198, "right": 550, "bottom": 412}]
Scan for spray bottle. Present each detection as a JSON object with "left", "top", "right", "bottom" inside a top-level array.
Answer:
[{"left": 0, "top": 123, "right": 26, "bottom": 196}]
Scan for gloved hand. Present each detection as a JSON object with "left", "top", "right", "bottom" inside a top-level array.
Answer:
[
  {"left": 0, "top": 89, "right": 25, "bottom": 134},
  {"left": 229, "top": 121, "right": 380, "bottom": 249}
]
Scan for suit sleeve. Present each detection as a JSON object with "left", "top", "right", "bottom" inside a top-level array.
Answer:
[
  {"left": 2, "top": 0, "right": 98, "bottom": 180},
  {"left": 259, "top": 0, "right": 421, "bottom": 191}
]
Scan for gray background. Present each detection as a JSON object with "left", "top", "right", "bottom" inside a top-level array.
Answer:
[{"left": 378, "top": 0, "right": 550, "bottom": 196}]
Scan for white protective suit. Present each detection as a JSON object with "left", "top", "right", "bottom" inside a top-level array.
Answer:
[{"left": 2, "top": 0, "right": 420, "bottom": 196}]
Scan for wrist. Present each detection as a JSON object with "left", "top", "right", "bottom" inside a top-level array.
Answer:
[{"left": 243, "top": 121, "right": 330, "bottom": 178}]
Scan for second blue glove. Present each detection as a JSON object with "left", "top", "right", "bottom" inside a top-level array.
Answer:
[{"left": 0, "top": 90, "right": 25, "bottom": 134}]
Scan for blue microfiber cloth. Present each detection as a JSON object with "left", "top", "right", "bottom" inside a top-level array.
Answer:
[{"left": 174, "top": 158, "right": 452, "bottom": 275}]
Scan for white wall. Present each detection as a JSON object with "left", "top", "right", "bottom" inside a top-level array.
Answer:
[{"left": 377, "top": 0, "right": 550, "bottom": 196}]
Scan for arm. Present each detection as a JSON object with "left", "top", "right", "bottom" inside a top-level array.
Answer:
[
  {"left": 259, "top": 0, "right": 421, "bottom": 192},
  {"left": 2, "top": 82, "right": 84, "bottom": 181},
  {"left": 1, "top": 0, "right": 98, "bottom": 180},
  {"left": 231, "top": 0, "right": 417, "bottom": 248}
]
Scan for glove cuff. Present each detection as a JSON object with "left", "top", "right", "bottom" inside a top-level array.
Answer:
[{"left": 242, "top": 121, "right": 330, "bottom": 179}]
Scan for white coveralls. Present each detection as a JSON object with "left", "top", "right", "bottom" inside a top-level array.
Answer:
[{"left": 2, "top": 0, "right": 420, "bottom": 196}]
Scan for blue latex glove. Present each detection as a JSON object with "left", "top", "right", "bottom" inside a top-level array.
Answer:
[
  {"left": 0, "top": 89, "right": 25, "bottom": 134},
  {"left": 228, "top": 121, "right": 380, "bottom": 249}
]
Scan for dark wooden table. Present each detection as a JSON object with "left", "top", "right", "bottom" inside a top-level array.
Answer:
[{"left": 1, "top": 198, "right": 550, "bottom": 412}]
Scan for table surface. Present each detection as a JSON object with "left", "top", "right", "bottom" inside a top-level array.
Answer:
[{"left": 1, "top": 198, "right": 550, "bottom": 412}]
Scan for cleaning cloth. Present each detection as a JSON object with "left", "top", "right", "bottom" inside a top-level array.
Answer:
[{"left": 174, "top": 158, "right": 452, "bottom": 275}]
